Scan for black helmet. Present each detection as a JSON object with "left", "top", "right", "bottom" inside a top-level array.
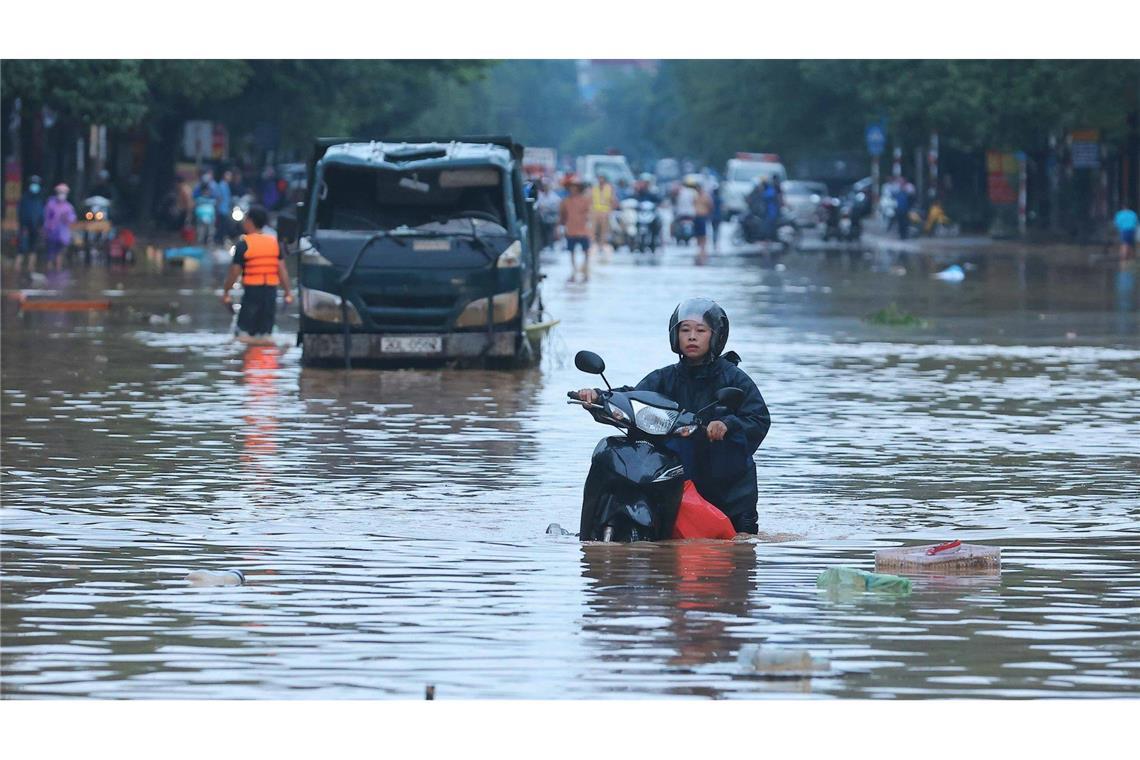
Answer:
[{"left": 668, "top": 297, "right": 729, "bottom": 359}]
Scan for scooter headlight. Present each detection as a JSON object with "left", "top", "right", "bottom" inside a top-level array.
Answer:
[{"left": 630, "top": 400, "right": 679, "bottom": 435}]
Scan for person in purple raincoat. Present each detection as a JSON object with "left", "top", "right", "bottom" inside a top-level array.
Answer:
[{"left": 42, "top": 183, "right": 77, "bottom": 271}]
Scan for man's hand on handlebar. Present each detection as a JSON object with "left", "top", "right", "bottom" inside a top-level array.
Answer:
[{"left": 706, "top": 420, "right": 728, "bottom": 441}]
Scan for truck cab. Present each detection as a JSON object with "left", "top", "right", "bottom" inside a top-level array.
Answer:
[{"left": 282, "top": 137, "right": 545, "bottom": 366}]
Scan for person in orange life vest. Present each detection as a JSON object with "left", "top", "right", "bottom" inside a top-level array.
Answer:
[{"left": 221, "top": 205, "right": 294, "bottom": 337}]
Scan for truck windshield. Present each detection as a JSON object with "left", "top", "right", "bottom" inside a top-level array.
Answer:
[
  {"left": 315, "top": 164, "right": 508, "bottom": 233},
  {"left": 731, "top": 163, "right": 781, "bottom": 183},
  {"left": 592, "top": 161, "right": 632, "bottom": 183}
]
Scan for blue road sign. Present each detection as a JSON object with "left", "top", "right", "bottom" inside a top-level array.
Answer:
[{"left": 866, "top": 124, "right": 886, "bottom": 157}]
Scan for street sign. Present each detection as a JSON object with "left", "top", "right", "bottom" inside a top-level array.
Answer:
[
  {"left": 866, "top": 124, "right": 886, "bottom": 157},
  {"left": 1070, "top": 128, "right": 1100, "bottom": 169}
]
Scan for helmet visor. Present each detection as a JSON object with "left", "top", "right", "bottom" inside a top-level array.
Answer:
[{"left": 674, "top": 297, "right": 719, "bottom": 329}]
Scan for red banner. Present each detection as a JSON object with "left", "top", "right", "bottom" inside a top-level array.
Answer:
[{"left": 986, "top": 150, "right": 1018, "bottom": 205}]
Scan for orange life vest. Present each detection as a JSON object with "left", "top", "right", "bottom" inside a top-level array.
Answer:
[{"left": 241, "top": 233, "right": 280, "bottom": 286}]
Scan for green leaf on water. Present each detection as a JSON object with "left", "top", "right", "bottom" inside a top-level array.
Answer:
[{"left": 865, "top": 303, "right": 929, "bottom": 328}]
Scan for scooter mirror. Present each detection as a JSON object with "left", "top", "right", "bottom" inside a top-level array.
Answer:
[
  {"left": 715, "top": 387, "right": 745, "bottom": 412},
  {"left": 574, "top": 351, "right": 606, "bottom": 375}
]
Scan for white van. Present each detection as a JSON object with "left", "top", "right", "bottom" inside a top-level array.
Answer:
[
  {"left": 577, "top": 154, "right": 635, "bottom": 186},
  {"left": 721, "top": 154, "right": 787, "bottom": 218}
]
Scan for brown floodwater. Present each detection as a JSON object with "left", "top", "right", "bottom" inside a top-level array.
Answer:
[{"left": 2, "top": 238, "right": 1138, "bottom": 698}]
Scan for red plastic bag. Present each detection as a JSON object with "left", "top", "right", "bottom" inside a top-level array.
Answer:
[{"left": 671, "top": 481, "right": 736, "bottom": 540}]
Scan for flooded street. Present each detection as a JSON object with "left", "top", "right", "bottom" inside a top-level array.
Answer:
[{"left": 2, "top": 239, "right": 1139, "bottom": 699}]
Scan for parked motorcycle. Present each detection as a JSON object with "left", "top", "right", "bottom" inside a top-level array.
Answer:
[
  {"left": 568, "top": 350, "right": 744, "bottom": 542},
  {"left": 634, "top": 200, "right": 662, "bottom": 253},
  {"left": 731, "top": 211, "right": 800, "bottom": 250}
]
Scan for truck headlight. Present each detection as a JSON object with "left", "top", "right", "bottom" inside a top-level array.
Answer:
[
  {"left": 301, "top": 287, "right": 362, "bottom": 325},
  {"left": 497, "top": 241, "right": 521, "bottom": 268},
  {"left": 455, "top": 291, "right": 519, "bottom": 327},
  {"left": 300, "top": 239, "right": 334, "bottom": 267}
]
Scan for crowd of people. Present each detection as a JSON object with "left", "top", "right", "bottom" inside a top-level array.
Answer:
[
  {"left": 531, "top": 170, "right": 724, "bottom": 281},
  {"left": 8, "top": 163, "right": 298, "bottom": 274}
]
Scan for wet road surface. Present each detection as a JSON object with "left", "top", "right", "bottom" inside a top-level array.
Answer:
[{"left": 2, "top": 236, "right": 1139, "bottom": 698}]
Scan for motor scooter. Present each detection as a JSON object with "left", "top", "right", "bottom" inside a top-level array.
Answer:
[
  {"left": 80, "top": 195, "right": 113, "bottom": 263},
  {"left": 568, "top": 350, "right": 744, "bottom": 542},
  {"left": 634, "top": 200, "right": 661, "bottom": 253},
  {"left": 732, "top": 211, "right": 800, "bottom": 250},
  {"left": 672, "top": 215, "right": 695, "bottom": 246},
  {"left": 610, "top": 198, "right": 639, "bottom": 251},
  {"left": 821, "top": 197, "right": 863, "bottom": 242},
  {"left": 230, "top": 193, "right": 254, "bottom": 224}
]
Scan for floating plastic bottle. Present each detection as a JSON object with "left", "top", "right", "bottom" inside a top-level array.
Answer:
[
  {"left": 185, "top": 569, "right": 245, "bottom": 587},
  {"left": 737, "top": 645, "right": 830, "bottom": 677},
  {"left": 816, "top": 566, "right": 911, "bottom": 595},
  {"left": 545, "top": 523, "right": 573, "bottom": 536}
]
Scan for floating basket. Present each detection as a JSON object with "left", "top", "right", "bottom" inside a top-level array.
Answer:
[{"left": 875, "top": 541, "right": 1000, "bottom": 573}]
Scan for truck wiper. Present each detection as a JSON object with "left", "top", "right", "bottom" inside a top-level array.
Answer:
[{"left": 463, "top": 218, "right": 502, "bottom": 264}]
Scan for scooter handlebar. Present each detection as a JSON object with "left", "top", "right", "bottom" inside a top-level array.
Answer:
[{"left": 567, "top": 390, "right": 580, "bottom": 400}]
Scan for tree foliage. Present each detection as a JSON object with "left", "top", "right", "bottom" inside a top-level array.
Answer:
[
  {"left": 1, "top": 59, "right": 486, "bottom": 149},
  {"left": 408, "top": 60, "right": 584, "bottom": 149}
]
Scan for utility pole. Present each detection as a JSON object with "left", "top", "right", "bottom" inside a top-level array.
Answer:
[
  {"left": 1017, "top": 151, "right": 1027, "bottom": 237},
  {"left": 1048, "top": 132, "right": 1061, "bottom": 233},
  {"left": 929, "top": 132, "right": 939, "bottom": 200}
]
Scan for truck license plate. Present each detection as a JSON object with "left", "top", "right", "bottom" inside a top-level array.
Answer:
[{"left": 381, "top": 335, "right": 442, "bottom": 354}]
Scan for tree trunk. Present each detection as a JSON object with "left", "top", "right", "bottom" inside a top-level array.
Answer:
[{"left": 138, "top": 112, "right": 182, "bottom": 226}]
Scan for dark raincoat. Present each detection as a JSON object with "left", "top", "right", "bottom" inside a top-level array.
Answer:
[{"left": 632, "top": 353, "right": 771, "bottom": 533}]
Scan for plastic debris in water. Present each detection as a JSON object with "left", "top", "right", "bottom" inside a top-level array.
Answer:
[
  {"left": 933, "top": 264, "right": 965, "bottom": 282},
  {"left": 875, "top": 542, "right": 1000, "bottom": 573},
  {"left": 545, "top": 523, "right": 573, "bottom": 536},
  {"left": 816, "top": 566, "right": 912, "bottom": 595},
  {"left": 185, "top": 569, "right": 245, "bottom": 587},
  {"left": 737, "top": 645, "right": 830, "bottom": 678}
]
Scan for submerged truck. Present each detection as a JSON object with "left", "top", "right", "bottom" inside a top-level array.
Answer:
[{"left": 278, "top": 136, "right": 548, "bottom": 367}]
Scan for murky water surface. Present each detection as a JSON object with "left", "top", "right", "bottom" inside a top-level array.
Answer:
[{"left": 3, "top": 240, "right": 1138, "bottom": 698}]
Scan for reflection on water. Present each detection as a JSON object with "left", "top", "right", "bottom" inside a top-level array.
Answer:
[{"left": 2, "top": 243, "right": 1138, "bottom": 698}]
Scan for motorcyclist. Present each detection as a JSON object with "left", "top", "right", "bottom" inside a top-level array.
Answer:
[
  {"left": 576, "top": 298, "right": 771, "bottom": 533},
  {"left": 634, "top": 179, "right": 660, "bottom": 205}
]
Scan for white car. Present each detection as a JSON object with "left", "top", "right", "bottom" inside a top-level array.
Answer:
[
  {"left": 781, "top": 180, "right": 829, "bottom": 227},
  {"left": 720, "top": 158, "right": 786, "bottom": 219}
]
